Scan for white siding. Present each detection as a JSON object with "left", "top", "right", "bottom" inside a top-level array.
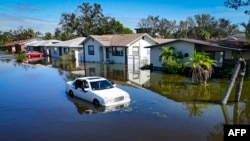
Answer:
[
  {"left": 84, "top": 40, "right": 101, "bottom": 62},
  {"left": 128, "top": 36, "right": 154, "bottom": 66},
  {"left": 170, "top": 41, "right": 194, "bottom": 57},
  {"left": 150, "top": 41, "right": 194, "bottom": 68},
  {"left": 150, "top": 47, "right": 162, "bottom": 68},
  {"left": 84, "top": 35, "right": 157, "bottom": 65}
]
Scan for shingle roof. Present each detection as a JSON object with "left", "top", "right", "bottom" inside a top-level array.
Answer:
[
  {"left": 26, "top": 39, "right": 61, "bottom": 47},
  {"left": 89, "top": 33, "right": 158, "bottom": 46},
  {"left": 222, "top": 34, "right": 246, "bottom": 41},
  {"left": 90, "top": 35, "right": 113, "bottom": 46},
  {"left": 5, "top": 38, "right": 40, "bottom": 46},
  {"left": 50, "top": 37, "right": 86, "bottom": 47},
  {"left": 145, "top": 38, "right": 247, "bottom": 51},
  {"left": 155, "top": 38, "right": 176, "bottom": 43}
]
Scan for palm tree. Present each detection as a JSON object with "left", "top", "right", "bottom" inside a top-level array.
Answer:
[
  {"left": 185, "top": 51, "right": 217, "bottom": 85},
  {"left": 158, "top": 46, "right": 175, "bottom": 62},
  {"left": 240, "top": 19, "right": 250, "bottom": 42}
]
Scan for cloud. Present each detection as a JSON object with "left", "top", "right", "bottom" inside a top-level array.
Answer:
[{"left": 0, "top": 13, "right": 59, "bottom": 34}]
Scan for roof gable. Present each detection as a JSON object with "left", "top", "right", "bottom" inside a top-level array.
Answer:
[
  {"left": 26, "top": 39, "right": 61, "bottom": 47},
  {"left": 85, "top": 33, "right": 158, "bottom": 47},
  {"left": 50, "top": 37, "right": 86, "bottom": 47},
  {"left": 5, "top": 38, "right": 41, "bottom": 46}
]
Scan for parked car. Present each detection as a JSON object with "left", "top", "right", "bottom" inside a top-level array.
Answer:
[
  {"left": 65, "top": 76, "right": 131, "bottom": 106},
  {"left": 26, "top": 51, "right": 44, "bottom": 58}
]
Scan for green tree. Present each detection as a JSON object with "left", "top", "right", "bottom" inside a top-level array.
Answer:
[
  {"left": 57, "top": 2, "right": 133, "bottom": 39},
  {"left": 185, "top": 51, "right": 217, "bottom": 85},
  {"left": 193, "top": 14, "right": 216, "bottom": 40},
  {"left": 43, "top": 32, "right": 53, "bottom": 40},
  {"left": 0, "top": 27, "right": 40, "bottom": 46},
  {"left": 137, "top": 15, "right": 160, "bottom": 37},
  {"left": 138, "top": 14, "right": 240, "bottom": 40},
  {"left": 216, "top": 18, "right": 238, "bottom": 38},
  {"left": 10, "top": 26, "right": 37, "bottom": 40},
  {"left": 137, "top": 15, "right": 177, "bottom": 38},
  {"left": 240, "top": 19, "right": 250, "bottom": 42},
  {"left": 224, "top": 0, "right": 250, "bottom": 14},
  {"left": 0, "top": 31, "right": 12, "bottom": 48}
]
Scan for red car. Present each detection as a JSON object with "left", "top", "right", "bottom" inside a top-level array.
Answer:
[{"left": 26, "top": 51, "right": 44, "bottom": 58}]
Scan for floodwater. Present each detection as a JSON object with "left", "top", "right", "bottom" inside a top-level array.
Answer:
[{"left": 0, "top": 56, "right": 250, "bottom": 141}]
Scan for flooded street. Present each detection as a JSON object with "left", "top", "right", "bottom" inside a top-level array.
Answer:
[{"left": 1, "top": 57, "right": 250, "bottom": 141}]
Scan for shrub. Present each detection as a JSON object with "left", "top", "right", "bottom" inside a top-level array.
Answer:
[
  {"left": 159, "top": 46, "right": 184, "bottom": 74},
  {"left": 162, "top": 59, "right": 183, "bottom": 74},
  {"left": 15, "top": 53, "right": 26, "bottom": 62},
  {"left": 60, "top": 51, "right": 76, "bottom": 61},
  {"left": 220, "top": 59, "right": 250, "bottom": 80}
]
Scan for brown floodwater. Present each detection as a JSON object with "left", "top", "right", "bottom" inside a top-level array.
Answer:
[{"left": 0, "top": 56, "right": 250, "bottom": 141}]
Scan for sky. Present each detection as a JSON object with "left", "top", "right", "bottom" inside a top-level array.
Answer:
[{"left": 0, "top": 0, "right": 249, "bottom": 35}]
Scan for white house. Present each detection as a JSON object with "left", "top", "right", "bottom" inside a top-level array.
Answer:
[
  {"left": 146, "top": 38, "right": 250, "bottom": 70},
  {"left": 82, "top": 33, "right": 158, "bottom": 66},
  {"left": 26, "top": 39, "right": 61, "bottom": 53},
  {"left": 48, "top": 37, "right": 86, "bottom": 62}
]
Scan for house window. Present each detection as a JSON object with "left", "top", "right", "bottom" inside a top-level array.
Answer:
[
  {"left": 206, "top": 51, "right": 224, "bottom": 67},
  {"left": 132, "top": 46, "right": 139, "bottom": 56},
  {"left": 112, "top": 47, "right": 123, "bottom": 56},
  {"left": 88, "top": 45, "right": 94, "bottom": 55}
]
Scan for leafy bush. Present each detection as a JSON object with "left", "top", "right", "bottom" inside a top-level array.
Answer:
[
  {"left": 159, "top": 46, "right": 184, "bottom": 74},
  {"left": 220, "top": 59, "right": 237, "bottom": 79},
  {"left": 60, "top": 51, "right": 76, "bottom": 61},
  {"left": 162, "top": 59, "right": 183, "bottom": 74},
  {"left": 15, "top": 53, "right": 26, "bottom": 62},
  {"left": 220, "top": 59, "right": 250, "bottom": 80}
]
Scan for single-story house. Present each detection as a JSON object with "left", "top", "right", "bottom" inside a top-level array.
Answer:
[
  {"left": 26, "top": 39, "right": 61, "bottom": 54},
  {"left": 5, "top": 38, "right": 42, "bottom": 53},
  {"left": 146, "top": 38, "right": 250, "bottom": 70},
  {"left": 82, "top": 33, "right": 158, "bottom": 66},
  {"left": 48, "top": 37, "right": 86, "bottom": 62}
]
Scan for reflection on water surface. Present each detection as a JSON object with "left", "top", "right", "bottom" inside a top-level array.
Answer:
[{"left": 1, "top": 57, "right": 250, "bottom": 141}]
